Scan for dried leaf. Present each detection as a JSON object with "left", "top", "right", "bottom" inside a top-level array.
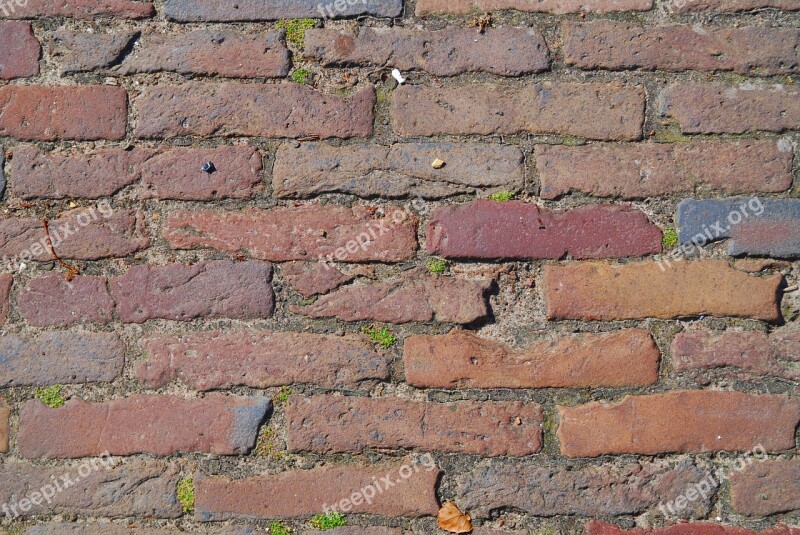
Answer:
[{"left": 438, "top": 501, "right": 473, "bottom": 534}]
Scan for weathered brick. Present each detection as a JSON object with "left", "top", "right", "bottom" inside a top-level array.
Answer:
[
  {"left": 404, "top": 329, "right": 660, "bottom": 389},
  {"left": 196, "top": 460, "right": 439, "bottom": 520},
  {"left": 0, "top": 400, "right": 8, "bottom": 453},
  {"left": 586, "top": 521, "right": 800, "bottom": 534},
  {"left": 730, "top": 459, "right": 800, "bottom": 516},
  {"left": 20, "top": 274, "right": 114, "bottom": 327},
  {"left": 672, "top": 330, "right": 800, "bottom": 382},
  {"left": 678, "top": 198, "right": 800, "bottom": 258},
  {"left": 273, "top": 142, "right": 524, "bottom": 199},
  {"left": 12, "top": 146, "right": 262, "bottom": 201},
  {"left": 164, "top": 205, "right": 418, "bottom": 263},
  {"left": 661, "top": 83, "right": 800, "bottom": 134},
  {"left": 456, "top": 459, "right": 714, "bottom": 518},
  {"left": 0, "top": 274, "right": 11, "bottom": 326},
  {"left": 563, "top": 21, "right": 798, "bottom": 75},
  {"left": 557, "top": 390, "right": 800, "bottom": 457},
  {"left": 291, "top": 271, "right": 492, "bottom": 324},
  {"left": 392, "top": 83, "right": 644, "bottom": 140},
  {"left": 670, "top": 0, "right": 800, "bottom": 11},
  {"left": 164, "top": 0, "right": 402, "bottom": 21},
  {"left": 19, "top": 394, "right": 270, "bottom": 458},
  {"left": 135, "top": 83, "right": 375, "bottom": 139},
  {"left": 544, "top": 260, "right": 783, "bottom": 322},
  {"left": 25, "top": 526, "right": 260, "bottom": 535},
  {"left": 137, "top": 330, "right": 389, "bottom": 390},
  {"left": 109, "top": 261, "right": 274, "bottom": 323},
  {"left": 280, "top": 261, "right": 356, "bottom": 297},
  {"left": 0, "top": 0, "right": 154, "bottom": 18},
  {"left": 0, "top": 331, "right": 124, "bottom": 387},
  {"left": 48, "top": 30, "right": 136, "bottom": 75},
  {"left": 416, "top": 0, "right": 653, "bottom": 15},
  {"left": 0, "top": 208, "right": 149, "bottom": 262},
  {"left": 426, "top": 201, "right": 661, "bottom": 260},
  {"left": 0, "top": 86, "right": 127, "bottom": 141},
  {"left": 306, "top": 27, "right": 548, "bottom": 76},
  {"left": 0, "top": 22, "right": 39, "bottom": 79},
  {"left": 288, "top": 395, "right": 542, "bottom": 456},
  {"left": 536, "top": 140, "right": 794, "bottom": 199}
]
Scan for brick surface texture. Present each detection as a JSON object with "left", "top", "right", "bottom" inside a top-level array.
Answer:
[{"left": 1, "top": 1, "right": 798, "bottom": 533}]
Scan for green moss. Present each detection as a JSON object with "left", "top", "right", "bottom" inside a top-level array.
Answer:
[
  {"left": 177, "top": 478, "right": 195, "bottom": 514},
  {"left": 274, "top": 386, "right": 292, "bottom": 405},
  {"left": 276, "top": 18, "right": 316, "bottom": 47},
  {"left": 292, "top": 68, "right": 311, "bottom": 84},
  {"left": 360, "top": 326, "right": 397, "bottom": 349},
  {"left": 426, "top": 257, "right": 448, "bottom": 274},
  {"left": 35, "top": 385, "right": 65, "bottom": 408},
  {"left": 269, "top": 521, "right": 292, "bottom": 535},
  {"left": 662, "top": 227, "right": 679, "bottom": 249},
  {"left": 256, "top": 427, "right": 286, "bottom": 460},
  {"left": 488, "top": 191, "right": 516, "bottom": 202},
  {"left": 310, "top": 512, "right": 347, "bottom": 531}
]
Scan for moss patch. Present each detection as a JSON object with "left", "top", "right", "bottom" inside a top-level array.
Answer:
[
  {"left": 310, "top": 512, "right": 347, "bottom": 531},
  {"left": 269, "top": 521, "right": 292, "bottom": 535},
  {"left": 662, "top": 227, "right": 679, "bottom": 249},
  {"left": 360, "top": 326, "right": 397, "bottom": 349},
  {"left": 292, "top": 68, "right": 311, "bottom": 84},
  {"left": 35, "top": 385, "right": 65, "bottom": 408},
  {"left": 276, "top": 19, "right": 316, "bottom": 47},
  {"left": 489, "top": 191, "right": 516, "bottom": 202},
  {"left": 177, "top": 478, "right": 195, "bottom": 514},
  {"left": 426, "top": 257, "right": 448, "bottom": 274}
]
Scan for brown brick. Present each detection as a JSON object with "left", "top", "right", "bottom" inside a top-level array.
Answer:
[
  {"left": 544, "top": 260, "right": 783, "bottom": 322},
  {"left": 287, "top": 395, "right": 542, "bottom": 456},
  {"left": 195, "top": 460, "right": 439, "bottom": 520},
  {"left": 19, "top": 394, "right": 270, "bottom": 458},
  {"left": 0, "top": 460, "right": 181, "bottom": 518},
  {"left": 273, "top": 142, "right": 524, "bottom": 199},
  {"left": 164, "top": 0, "right": 402, "bottom": 21},
  {"left": 0, "top": 400, "right": 8, "bottom": 453},
  {"left": 280, "top": 261, "right": 356, "bottom": 297},
  {"left": 730, "top": 459, "right": 800, "bottom": 516},
  {"left": 109, "top": 260, "right": 274, "bottom": 323},
  {"left": 392, "top": 83, "right": 644, "bottom": 141},
  {"left": 22, "top": 526, "right": 259, "bottom": 535},
  {"left": 20, "top": 274, "right": 114, "bottom": 327},
  {"left": 586, "top": 521, "right": 800, "bottom": 534},
  {"left": 416, "top": 0, "right": 653, "bottom": 15},
  {"left": 661, "top": 83, "right": 800, "bottom": 134},
  {"left": 0, "top": 274, "right": 10, "bottom": 326},
  {"left": 557, "top": 390, "right": 800, "bottom": 457},
  {"left": 404, "top": 329, "right": 660, "bottom": 389},
  {"left": 563, "top": 21, "right": 798, "bottom": 75},
  {"left": 536, "top": 140, "right": 794, "bottom": 199},
  {"left": 137, "top": 330, "right": 389, "bottom": 390},
  {"left": 0, "top": 86, "right": 127, "bottom": 141},
  {"left": 0, "top": 0, "right": 154, "bottom": 18},
  {"left": 426, "top": 201, "right": 662, "bottom": 260},
  {"left": 306, "top": 27, "right": 548, "bottom": 76},
  {"left": 670, "top": 0, "right": 800, "bottom": 11},
  {"left": 135, "top": 83, "right": 375, "bottom": 139},
  {"left": 163, "top": 205, "right": 418, "bottom": 263},
  {"left": 291, "top": 270, "right": 492, "bottom": 324},
  {"left": 0, "top": 22, "right": 39, "bottom": 79}
]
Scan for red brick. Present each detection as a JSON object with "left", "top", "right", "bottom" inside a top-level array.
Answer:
[
  {"left": 163, "top": 0, "right": 402, "bottom": 21},
  {"left": 135, "top": 83, "right": 375, "bottom": 139},
  {"left": 306, "top": 27, "right": 548, "bottom": 76},
  {"left": 291, "top": 271, "right": 492, "bottom": 324},
  {"left": 729, "top": 459, "right": 800, "bottom": 516},
  {"left": 0, "top": 400, "right": 8, "bottom": 453},
  {"left": 0, "top": 22, "right": 39, "bottom": 79},
  {"left": 0, "top": 86, "right": 127, "bottom": 141},
  {"left": 563, "top": 21, "right": 798, "bottom": 75},
  {"left": 404, "top": 329, "right": 659, "bottom": 389},
  {"left": 109, "top": 260, "right": 274, "bottom": 323},
  {"left": 0, "top": 274, "right": 10, "bottom": 326},
  {"left": 416, "top": 0, "right": 653, "bottom": 15},
  {"left": 586, "top": 521, "right": 800, "bottom": 534},
  {"left": 426, "top": 201, "right": 661, "bottom": 260},
  {"left": 20, "top": 274, "right": 113, "bottom": 327},
  {"left": 544, "top": 260, "right": 783, "bottom": 322},
  {"left": 164, "top": 205, "right": 418, "bottom": 263},
  {"left": 48, "top": 30, "right": 136, "bottom": 75},
  {"left": 137, "top": 330, "right": 389, "bottom": 390},
  {"left": 670, "top": 0, "right": 800, "bottom": 11},
  {"left": 21, "top": 526, "right": 259, "bottom": 535},
  {"left": 280, "top": 261, "right": 355, "bottom": 297},
  {"left": 195, "top": 460, "right": 439, "bottom": 520},
  {"left": 557, "top": 390, "right": 800, "bottom": 457},
  {"left": 0, "top": 0, "right": 154, "bottom": 18},
  {"left": 536, "top": 140, "right": 794, "bottom": 199},
  {"left": 661, "top": 83, "right": 800, "bottom": 134},
  {"left": 288, "top": 395, "right": 542, "bottom": 456},
  {"left": 18, "top": 394, "right": 270, "bottom": 458},
  {"left": 392, "top": 83, "right": 645, "bottom": 141}
]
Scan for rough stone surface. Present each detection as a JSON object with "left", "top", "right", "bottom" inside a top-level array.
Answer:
[
  {"left": 416, "top": 0, "right": 653, "bottom": 14},
  {"left": 280, "top": 261, "right": 355, "bottom": 297},
  {"left": 19, "top": 274, "right": 114, "bottom": 327},
  {"left": 0, "top": 400, "right": 8, "bottom": 453},
  {"left": 25, "top": 526, "right": 261, "bottom": 535},
  {"left": 0, "top": 0, "right": 154, "bottom": 18},
  {"left": 0, "top": 22, "right": 40, "bottom": 79},
  {"left": 48, "top": 30, "right": 137, "bottom": 75},
  {"left": 164, "top": 0, "right": 403, "bottom": 21},
  {"left": 586, "top": 522, "right": 800, "bottom": 534},
  {"left": 729, "top": 460, "right": 800, "bottom": 516},
  {"left": 670, "top": 0, "right": 800, "bottom": 10}
]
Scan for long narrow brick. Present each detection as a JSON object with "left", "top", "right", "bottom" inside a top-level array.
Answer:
[
  {"left": 164, "top": 0, "right": 402, "bottom": 21},
  {"left": 137, "top": 330, "right": 390, "bottom": 390},
  {"left": 0, "top": 273, "right": 11, "bottom": 326},
  {"left": 661, "top": 83, "right": 800, "bottom": 134},
  {"left": 426, "top": 201, "right": 661, "bottom": 260},
  {"left": 135, "top": 83, "right": 375, "bottom": 139},
  {"left": 563, "top": 21, "right": 798, "bottom": 75},
  {"left": 557, "top": 390, "right": 800, "bottom": 457},
  {"left": 288, "top": 396, "right": 542, "bottom": 456},
  {"left": 273, "top": 142, "right": 524, "bottom": 199},
  {"left": 673, "top": 330, "right": 800, "bottom": 382},
  {"left": 0, "top": 86, "right": 127, "bottom": 141},
  {"left": 0, "top": 400, "right": 8, "bottom": 453},
  {"left": 416, "top": 0, "right": 653, "bottom": 15},
  {"left": 456, "top": 459, "right": 714, "bottom": 518},
  {"left": 0, "top": 460, "right": 181, "bottom": 518},
  {"left": 0, "top": 332, "right": 124, "bottom": 387},
  {"left": 195, "top": 460, "right": 439, "bottom": 520},
  {"left": 109, "top": 261, "right": 274, "bottom": 323},
  {"left": 25, "top": 526, "right": 260, "bottom": 535},
  {"left": 20, "top": 274, "right": 114, "bottom": 327},
  {"left": 536, "top": 140, "right": 794, "bottom": 199},
  {"left": 544, "top": 260, "right": 783, "bottom": 321},
  {"left": 0, "top": 22, "right": 39, "bottom": 79},
  {"left": 730, "top": 459, "right": 800, "bottom": 516},
  {"left": 392, "top": 83, "right": 645, "bottom": 141},
  {"left": 671, "top": 0, "right": 800, "bottom": 11},
  {"left": 586, "top": 521, "right": 800, "bottom": 534},
  {"left": 678, "top": 198, "right": 800, "bottom": 258},
  {"left": 404, "top": 329, "right": 660, "bottom": 389},
  {"left": 291, "top": 271, "right": 492, "bottom": 324},
  {"left": 0, "top": 0, "right": 154, "bottom": 18},
  {"left": 306, "top": 27, "right": 548, "bottom": 76},
  {"left": 164, "top": 205, "right": 418, "bottom": 263},
  {"left": 19, "top": 394, "right": 270, "bottom": 458}
]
